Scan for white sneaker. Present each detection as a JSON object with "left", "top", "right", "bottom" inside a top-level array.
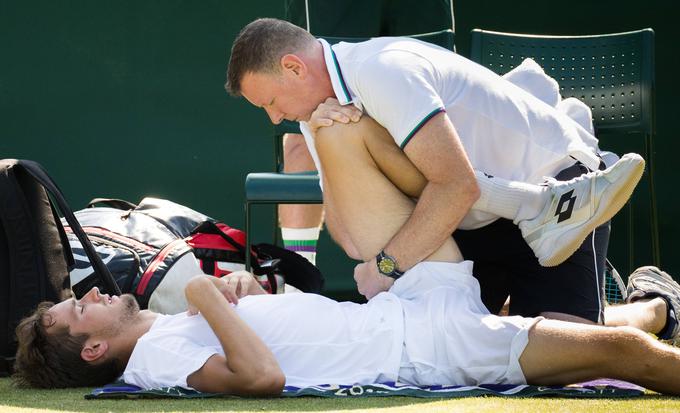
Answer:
[{"left": 519, "top": 153, "right": 645, "bottom": 267}]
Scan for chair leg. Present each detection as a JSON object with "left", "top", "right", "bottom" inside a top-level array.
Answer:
[
  {"left": 273, "top": 204, "right": 280, "bottom": 246},
  {"left": 647, "top": 134, "right": 661, "bottom": 266},
  {"left": 245, "top": 202, "right": 252, "bottom": 271}
]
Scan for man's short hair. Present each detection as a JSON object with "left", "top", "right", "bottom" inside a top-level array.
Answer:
[
  {"left": 225, "top": 17, "right": 316, "bottom": 96},
  {"left": 12, "top": 302, "right": 121, "bottom": 388}
]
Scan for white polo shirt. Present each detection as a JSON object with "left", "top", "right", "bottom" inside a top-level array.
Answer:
[{"left": 299, "top": 38, "right": 601, "bottom": 228}]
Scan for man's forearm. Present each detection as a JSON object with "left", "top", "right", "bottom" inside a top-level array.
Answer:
[
  {"left": 185, "top": 277, "right": 283, "bottom": 393},
  {"left": 384, "top": 179, "right": 475, "bottom": 270},
  {"left": 385, "top": 112, "right": 479, "bottom": 271}
]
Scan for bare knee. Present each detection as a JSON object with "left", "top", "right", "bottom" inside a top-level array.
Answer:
[
  {"left": 315, "top": 117, "right": 379, "bottom": 149},
  {"left": 593, "top": 326, "right": 647, "bottom": 354},
  {"left": 601, "top": 326, "right": 655, "bottom": 376}
]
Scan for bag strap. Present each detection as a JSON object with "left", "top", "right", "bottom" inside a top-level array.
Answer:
[
  {"left": 86, "top": 198, "right": 138, "bottom": 210},
  {"left": 17, "top": 160, "right": 121, "bottom": 295},
  {"left": 48, "top": 201, "right": 75, "bottom": 271},
  {"left": 191, "top": 221, "right": 260, "bottom": 270}
]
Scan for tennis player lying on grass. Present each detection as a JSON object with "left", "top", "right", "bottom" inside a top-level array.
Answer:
[
  {"left": 12, "top": 260, "right": 680, "bottom": 396},
  {"left": 11, "top": 119, "right": 680, "bottom": 395}
]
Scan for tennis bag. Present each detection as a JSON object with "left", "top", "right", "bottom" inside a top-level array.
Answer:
[
  {"left": 0, "top": 159, "right": 120, "bottom": 376},
  {"left": 65, "top": 197, "right": 324, "bottom": 315}
]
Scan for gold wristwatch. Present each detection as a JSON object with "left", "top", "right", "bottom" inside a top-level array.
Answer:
[{"left": 376, "top": 250, "right": 404, "bottom": 280}]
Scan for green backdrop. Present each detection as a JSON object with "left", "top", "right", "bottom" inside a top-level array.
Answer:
[{"left": 1, "top": 0, "right": 678, "bottom": 299}]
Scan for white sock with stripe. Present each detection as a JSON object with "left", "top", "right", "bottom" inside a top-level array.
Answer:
[
  {"left": 473, "top": 170, "right": 548, "bottom": 223},
  {"left": 281, "top": 227, "right": 320, "bottom": 265}
]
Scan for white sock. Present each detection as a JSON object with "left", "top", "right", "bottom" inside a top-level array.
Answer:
[
  {"left": 472, "top": 170, "right": 548, "bottom": 223},
  {"left": 281, "top": 227, "right": 320, "bottom": 265}
]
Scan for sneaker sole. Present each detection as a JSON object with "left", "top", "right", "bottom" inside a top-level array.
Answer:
[
  {"left": 541, "top": 154, "right": 645, "bottom": 267},
  {"left": 629, "top": 265, "right": 675, "bottom": 291}
]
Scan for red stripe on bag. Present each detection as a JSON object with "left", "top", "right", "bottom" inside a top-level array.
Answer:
[{"left": 135, "top": 239, "right": 186, "bottom": 295}]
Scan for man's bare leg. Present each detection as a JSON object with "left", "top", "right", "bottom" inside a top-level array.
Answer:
[
  {"left": 521, "top": 320, "right": 680, "bottom": 394},
  {"left": 314, "top": 117, "right": 461, "bottom": 263},
  {"left": 314, "top": 117, "right": 680, "bottom": 395}
]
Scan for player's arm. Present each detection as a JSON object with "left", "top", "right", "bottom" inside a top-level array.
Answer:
[{"left": 184, "top": 275, "right": 285, "bottom": 395}]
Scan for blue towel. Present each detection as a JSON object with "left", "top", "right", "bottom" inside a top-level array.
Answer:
[{"left": 87, "top": 379, "right": 644, "bottom": 399}]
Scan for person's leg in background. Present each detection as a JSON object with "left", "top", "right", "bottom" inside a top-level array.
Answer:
[{"left": 279, "top": 133, "right": 323, "bottom": 265}]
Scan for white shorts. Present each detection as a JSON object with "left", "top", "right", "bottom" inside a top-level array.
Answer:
[{"left": 390, "top": 261, "right": 541, "bottom": 386}]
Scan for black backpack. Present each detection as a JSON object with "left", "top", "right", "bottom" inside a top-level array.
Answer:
[{"left": 0, "top": 159, "right": 120, "bottom": 376}]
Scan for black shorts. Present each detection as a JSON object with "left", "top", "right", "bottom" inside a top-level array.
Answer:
[{"left": 453, "top": 162, "right": 609, "bottom": 324}]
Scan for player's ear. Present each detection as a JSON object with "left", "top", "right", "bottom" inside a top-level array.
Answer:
[
  {"left": 280, "top": 54, "right": 307, "bottom": 78},
  {"left": 81, "top": 340, "right": 108, "bottom": 362}
]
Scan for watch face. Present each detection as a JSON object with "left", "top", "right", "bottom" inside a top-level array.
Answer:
[{"left": 378, "top": 257, "right": 396, "bottom": 274}]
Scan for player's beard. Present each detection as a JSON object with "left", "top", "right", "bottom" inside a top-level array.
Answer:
[
  {"left": 119, "top": 294, "right": 139, "bottom": 323},
  {"left": 91, "top": 294, "right": 140, "bottom": 338}
]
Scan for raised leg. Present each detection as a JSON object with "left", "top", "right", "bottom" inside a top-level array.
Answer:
[{"left": 314, "top": 116, "right": 461, "bottom": 263}]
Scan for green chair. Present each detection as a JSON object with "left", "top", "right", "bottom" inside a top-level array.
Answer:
[
  {"left": 244, "top": 29, "right": 455, "bottom": 270},
  {"left": 470, "top": 28, "right": 658, "bottom": 280}
]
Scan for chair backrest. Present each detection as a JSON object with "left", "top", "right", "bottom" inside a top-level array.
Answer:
[
  {"left": 470, "top": 29, "right": 654, "bottom": 136},
  {"left": 273, "top": 29, "right": 456, "bottom": 168}
]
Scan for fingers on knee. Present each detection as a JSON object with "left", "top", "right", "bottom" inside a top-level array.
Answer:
[{"left": 316, "top": 116, "right": 376, "bottom": 142}]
